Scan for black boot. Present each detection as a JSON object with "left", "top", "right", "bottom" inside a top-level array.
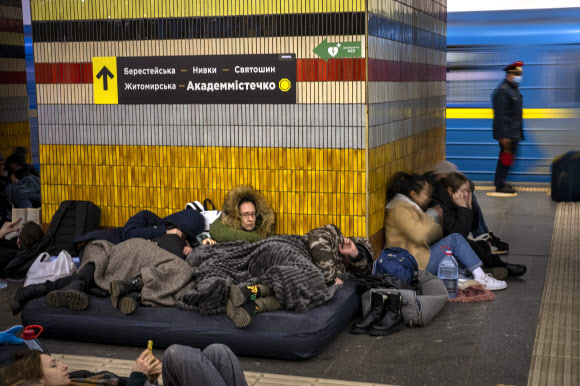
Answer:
[
  {"left": 46, "top": 277, "right": 90, "bottom": 311},
  {"left": 505, "top": 263, "right": 527, "bottom": 277},
  {"left": 226, "top": 299, "right": 259, "bottom": 328},
  {"left": 351, "top": 292, "right": 386, "bottom": 334},
  {"left": 10, "top": 282, "right": 49, "bottom": 315},
  {"left": 369, "top": 293, "right": 405, "bottom": 336},
  {"left": 118, "top": 292, "right": 140, "bottom": 315},
  {"left": 228, "top": 284, "right": 271, "bottom": 307},
  {"left": 110, "top": 277, "right": 144, "bottom": 308}
]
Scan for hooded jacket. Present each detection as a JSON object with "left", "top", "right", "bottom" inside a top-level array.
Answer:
[{"left": 209, "top": 185, "right": 275, "bottom": 243}]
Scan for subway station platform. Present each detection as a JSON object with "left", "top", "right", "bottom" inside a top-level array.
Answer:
[{"left": 1, "top": 187, "right": 578, "bottom": 386}]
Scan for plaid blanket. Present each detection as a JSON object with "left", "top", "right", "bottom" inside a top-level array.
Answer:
[{"left": 177, "top": 235, "right": 332, "bottom": 315}]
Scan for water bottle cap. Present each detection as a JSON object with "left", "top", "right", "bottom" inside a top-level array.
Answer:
[
  {"left": 22, "top": 325, "right": 43, "bottom": 340},
  {"left": 441, "top": 245, "right": 452, "bottom": 255}
]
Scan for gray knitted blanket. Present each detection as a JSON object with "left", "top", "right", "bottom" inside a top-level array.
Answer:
[{"left": 176, "top": 235, "right": 333, "bottom": 315}]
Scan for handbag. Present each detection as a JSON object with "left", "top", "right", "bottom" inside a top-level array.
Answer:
[
  {"left": 185, "top": 199, "right": 221, "bottom": 233},
  {"left": 24, "top": 250, "right": 78, "bottom": 287}
]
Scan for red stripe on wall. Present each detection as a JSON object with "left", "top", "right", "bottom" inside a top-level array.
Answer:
[
  {"left": 368, "top": 59, "right": 446, "bottom": 82},
  {"left": 0, "top": 71, "right": 26, "bottom": 84},
  {"left": 35, "top": 63, "right": 93, "bottom": 84},
  {"left": 35, "top": 59, "right": 367, "bottom": 84},
  {"left": 296, "top": 58, "right": 366, "bottom": 82},
  {"left": 0, "top": 19, "right": 23, "bottom": 33}
]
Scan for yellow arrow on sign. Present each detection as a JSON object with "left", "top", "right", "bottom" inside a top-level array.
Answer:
[{"left": 92, "top": 57, "right": 118, "bottom": 104}]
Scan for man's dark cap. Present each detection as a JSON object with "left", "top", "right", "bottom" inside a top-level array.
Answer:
[{"left": 503, "top": 61, "right": 524, "bottom": 74}]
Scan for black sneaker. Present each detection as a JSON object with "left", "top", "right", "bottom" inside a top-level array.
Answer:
[
  {"left": 495, "top": 185, "right": 516, "bottom": 194},
  {"left": 488, "top": 232, "right": 509, "bottom": 254}
]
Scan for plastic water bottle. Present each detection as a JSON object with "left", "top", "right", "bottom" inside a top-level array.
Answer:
[
  {"left": 21, "top": 325, "right": 45, "bottom": 352},
  {"left": 438, "top": 246, "right": 458, "bottom": 299}
]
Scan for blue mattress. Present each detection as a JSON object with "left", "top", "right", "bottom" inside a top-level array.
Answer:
[{"left": 21, "top": 280, "right": 360, "bottom": 360}]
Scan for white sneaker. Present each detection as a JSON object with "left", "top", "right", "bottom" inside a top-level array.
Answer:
[{"left": 475, "top": 273, "right": 507, "bottom": 291}]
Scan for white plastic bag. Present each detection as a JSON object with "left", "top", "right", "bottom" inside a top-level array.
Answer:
[
  {"left": 24, "top": 250, "right": 78, "bottom": 287},
  {"left": 185, "top": 199, "right": 221, "bottom": 233}
]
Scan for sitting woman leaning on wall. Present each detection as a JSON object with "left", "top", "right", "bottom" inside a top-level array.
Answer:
[
  {"left": 384, "top": 172, "right": 507, "bottom": 291},
  {"left": 430, "top": 172, "right": 526, "bottom": 278}
]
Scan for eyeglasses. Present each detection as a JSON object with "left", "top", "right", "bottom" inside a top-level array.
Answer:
[{"left": 239, "top": 212, "right": 257, "bottom": 219}]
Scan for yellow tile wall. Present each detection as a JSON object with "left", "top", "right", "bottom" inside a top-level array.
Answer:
[
  {"left": 40, "top": 145, "right": 366, "bottom": 237},
  {"left": 0, "top": 122, "right": 31, "bottom": 163}
]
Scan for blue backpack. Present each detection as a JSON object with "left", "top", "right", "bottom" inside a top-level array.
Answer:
[{"left": 373, "top": 247, "right": 419, "bottom": 284}]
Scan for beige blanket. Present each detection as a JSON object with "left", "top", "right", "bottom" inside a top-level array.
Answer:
[{"left": 80, "top": 239, "right": 195, "bottom": 307}]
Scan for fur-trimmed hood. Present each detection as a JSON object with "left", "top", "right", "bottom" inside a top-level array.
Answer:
[{"left": 220, "top": 185, "right": 275, "bottom": 238}]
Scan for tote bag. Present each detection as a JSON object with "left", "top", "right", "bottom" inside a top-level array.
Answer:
[
  {"left": 185, "top": 199, "right": 221, "bottom": 233},
  {"left": 24, "top": 250, "right": 77, "bottom": 287}
]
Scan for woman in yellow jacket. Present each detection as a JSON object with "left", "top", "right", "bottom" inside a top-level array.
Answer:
[{"left": 384, "top": 172, "right": 507, "bottom": 291}]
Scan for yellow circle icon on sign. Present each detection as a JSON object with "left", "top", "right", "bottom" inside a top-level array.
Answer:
[{"left": 279, "top": 78, "right": 291, "bottom": 92}]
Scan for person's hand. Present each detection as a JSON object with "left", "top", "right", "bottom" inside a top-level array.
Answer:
[
  {"left": 0, "top": 218, "right": 22, "bottom": 238},
  {"left": 132, "top": 350, "right": 161, "bottom": 380},
  {"left": 334, "top": 277, "right": 344, "bottom": 286},
  {"left": 452, "top": 191, "right": 467, "bottom": 208},
  {"left": 338, "top": 238, "right": 358, "bottom": 258},
  {"left": 432, "top": 205, "right": 443, "bottom": 221},
  {"left": 465, "top": 189, "right": 473, "bottom": 210},
  {"left": 202, "top": 238, "right": 216, "bottom": 245},
  {"left": 500, "top": 138, "right": 511, "bottom": 146},
  {"left": 147, "top": 360, "right": 162, "bottom": 384},
  {"left": 166, "top": 228, "right": 183, "bottom": 238},
  {"left": 183, "top": 246, "right": 192, "bottom": 256}
]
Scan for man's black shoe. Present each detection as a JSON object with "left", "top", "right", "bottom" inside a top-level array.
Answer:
[
  {"left": 495, "top": 185, "right": 516, "bottom": 194},
  {"left": 505, "top": 263, "right": 527, "bottom": 277}
]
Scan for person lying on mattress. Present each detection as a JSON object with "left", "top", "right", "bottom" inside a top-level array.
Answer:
[
  {"left": 74, "top": 206, "right": 208, "bottom": 252},
  {"left": 0, "top": 342, "right": 248, "bottom": 386},
  {"left": 10, "top": 209, "right": 211, "bottom": 316},
  {"left": 209, "top": 185, "right": 275, "bottom": 243},
  {"left": 221, "top": 225, "right": 374, "bottom": 328}
]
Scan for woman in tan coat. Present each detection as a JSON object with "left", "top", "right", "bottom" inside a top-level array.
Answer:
[{"left": 384, "top": 172, "right": 507, "bottom": 290}]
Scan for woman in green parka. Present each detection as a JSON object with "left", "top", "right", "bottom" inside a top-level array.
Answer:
[{"left": 209, "top": 185, "right": 275, "bottom": 243}]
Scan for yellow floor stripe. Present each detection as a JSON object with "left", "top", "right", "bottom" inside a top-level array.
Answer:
[
  {"left": 447, "top": 108, "right": 579, "bottom": 119},
  {"left": 31, "top": 0, "right": 365, "bottom": 21}
]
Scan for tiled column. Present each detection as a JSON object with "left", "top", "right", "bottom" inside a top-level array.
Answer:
[
  {"left": 31, "top": 0, "right": 446, "bottom": 248},
  {"left": 0, "top": 0, "right": 30, "bottom": 161},
  {"left": 367, "top": 0, "right": 447, "bottom": 251}
]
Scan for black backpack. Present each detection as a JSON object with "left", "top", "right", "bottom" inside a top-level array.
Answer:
[
  {"left": 551, "top": 151, "right": 580, "bottom": 202},
  {"left": 2, "top": 200, "right": 101, "bottom": 278}
]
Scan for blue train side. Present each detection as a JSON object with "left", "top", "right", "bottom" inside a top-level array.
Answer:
[{"left": 446, "top": 8, "right": 580, "bottom": 182}]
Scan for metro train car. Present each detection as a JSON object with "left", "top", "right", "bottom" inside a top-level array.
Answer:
[{"left": 446, "top": 7, "right": 580, "bottom": 182}]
